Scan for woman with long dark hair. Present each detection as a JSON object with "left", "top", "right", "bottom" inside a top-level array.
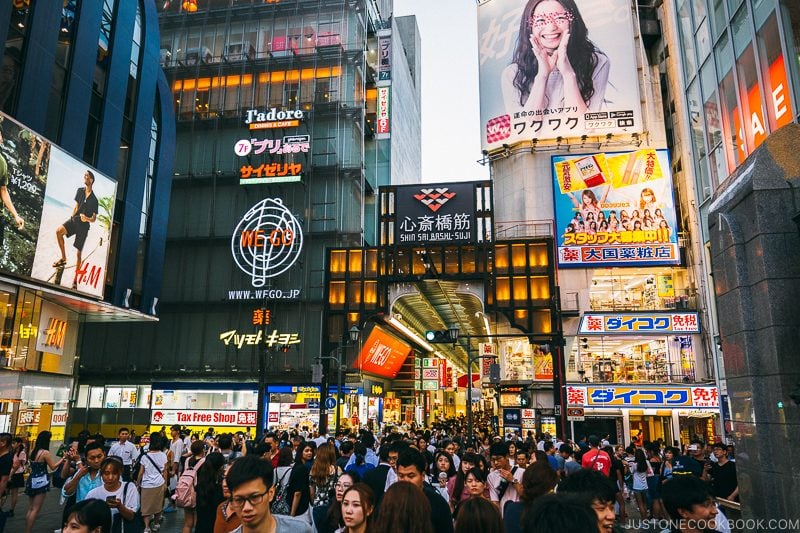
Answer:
[
  {"left": 194, "top": 452, "right": 226, "bottom": 533},
  {"left": 25, "top": 430, "right": 67, "bottom": 533},
  {"left": 309, "top": 443, "right": 339, "bottom": 527},
  {"left": 371, "top": 482, "right": 433, "bottom": 533},
  {"left": 448, "top": 452, "right": 481, "bottom": 513},
  {"left": 501, "top": 0, "right": 609, "bottom": 116},
  {"left": 430, "top": 450, "right": 457, "bottom": 501},
  {"left": 454, "top": 497, "right": 503, "bottom": 533},
  {"left": 339, "top": 483, "right": 374, "bottom": 533}
]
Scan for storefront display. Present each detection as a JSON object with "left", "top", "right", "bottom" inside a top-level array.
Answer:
[
  {"left": 499, "top": 339, "right": 533, "bottom": 381},
  {"left": 265, "top": 385, "right": 320, "bottom": 431}
]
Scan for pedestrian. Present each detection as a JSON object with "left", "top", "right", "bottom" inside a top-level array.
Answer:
[
  {"left": 487, "top": 442, "right": 524, "bottom": 517},
  {"left": 85, "top": 457, "right": 140, "bottom": 531},
  {"left": 61, "top": 441, "right": 106, "bottom": 525},
  {"left": 447, "top": 452, "right": 482, "bottom": 513},
  {"left": 309, "top": 443, "right": 340, "bottom": 527},
  {"left": 557, "top": 468, "right": 618, "bottom": 533},
  {"left": 24, "top": 430, "right": 67, "bottom": 533},
  {"left": 195, "top": 452, "right": 226, "bottom": 533},
  {"left": 61, "top": 498, "right": 112, "bottom": 533},
  {"left": 454, "top": 496, "right": 503, "bottom": 533},
  {"left": 339, "top": 483, "right": 374, "bottom": 533},
  {"left": 180, "top": 440, "right": 206, "bottom": 533},
  {"left": 4, "top": 436, "right": 26, "bottom": 517},
  {"left": 225, "top": 455, "right": 313, "bottom": 532},
  {"left": 371, "top": 481, "right": 433, "bottom": 533},
  {"left": 430, "top": 450, "right": 456, "bottom": 501},
  {"left": 395, "top": 448, "right": 453, "bottom": 533},
  {"left": 661, "top": 475, "right": 721, "bottom": 533},
  {"left": 108, "top": 428, "right": 138, "bottom": 481},
  {"left": 503, "top": 460, "right": 558, "bottom": 533},
  {"left": 521, "top": 493, "right": 598, "bottom": 533},
  {"left": 138, "top": 431, "right": 170, "bottom": 532},
  {"left": 214, "top": 463, "right": 241, "bottom": 533},
  {"left": 289, "top": 443, "right": 313, "bottom": 517}
]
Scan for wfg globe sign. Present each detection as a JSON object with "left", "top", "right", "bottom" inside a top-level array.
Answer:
[{"left": 231, "top": 198, "right": 304, "bottom": 287}]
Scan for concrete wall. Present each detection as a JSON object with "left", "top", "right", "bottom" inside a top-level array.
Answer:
[{"left": 707, "top": 124, "right": 800, "bottom": 522}]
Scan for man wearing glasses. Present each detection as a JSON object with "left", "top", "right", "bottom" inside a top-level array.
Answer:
[
  {"left": 362, "top": 440, "right": 403, "bottom": 509},
  {"left": 226, "top": 455, "right": 313, "bottom": 533}
]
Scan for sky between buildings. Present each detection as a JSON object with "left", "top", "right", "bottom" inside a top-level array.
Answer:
[{"left": 395, "top": 0, "right": 490, "bottom": 183}]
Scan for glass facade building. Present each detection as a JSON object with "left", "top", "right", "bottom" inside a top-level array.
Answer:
[{"left": 74, "top": 0, "right": 421, "bottom": 435}]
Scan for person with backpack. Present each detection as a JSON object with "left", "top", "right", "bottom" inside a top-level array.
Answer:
[
  {"left": 179, "top": 440, "right": 206, "bottom": 533},
  {"left": 195, "top": 452, "right": 226, "bottom": 533},
  {"left": 137, "top": 432, "right": 169, "bottom": 532},
  {"left": 271, "top": 447, "right": 294, "bottom": 516}
]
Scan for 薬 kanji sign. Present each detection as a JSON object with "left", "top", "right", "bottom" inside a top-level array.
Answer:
[
  {"left": 578, "top": 313, "right": 700, "bottom": 334},
  {"left": 565, "top": 385, "right": 719, "bottom": 409}
]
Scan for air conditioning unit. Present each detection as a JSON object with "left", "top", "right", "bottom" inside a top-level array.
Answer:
[
  {"left": 184, "top": 46, "right": 212, "bottom": 65},
  {"left": 224, "top": 42, "right": 255, "bottom": 62}
]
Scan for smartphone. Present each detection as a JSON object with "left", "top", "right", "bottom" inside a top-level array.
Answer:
[{"left": 106, "top": 496, "right": 116, "bottom": 503}]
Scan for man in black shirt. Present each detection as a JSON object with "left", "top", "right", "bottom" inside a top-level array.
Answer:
[
  {"left": 54, "top": 170, "right": 99, "bottom": 282},
  {"left": 672, "top": 441, "right": 704, "bottom": 477},
  {"left": 396, "top": 448, "right": 453, "bottom": 533},
  {"left": 703, "top": 442, "right": 738, "bottom": 501},
  {"left": 0, "top": 432, "right": 12, "bottom": 512}
]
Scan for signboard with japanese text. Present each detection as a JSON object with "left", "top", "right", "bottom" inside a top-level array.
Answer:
[
  {"left": 219, "top": 329, "right": 301, "bottom": 349},
  {"left": 477, "top": 0, "right": 642, "bottom": 150},
  {"left": 376, "top": 86, "right": 391, "bottom": 138},
  {"left": 578, "top": 313, "right": 700, "bottom": 334},
  {"left": 0, "top": 111, "right": 117, "bottom": 299},
  {"left": 502, "top": 408, "right": 521, "bottom": 428},
  {"left": 552, "top": 149, "right": 680, "bottom": 267},
  {"left": 377, "top": 29, "right": 392, "bottom": 82},
  {"left": 151, "top": 409, "right": 257, "bottom": 427},
  {"left": 479, "top": 342, "right": 497, "bottom": 381},
  {"left": 395, "top": 182, "right": 477, "bottom": 245},
  {"left": 565, "top": 385, "right": 719, "bottom": 409},
  {"left": 355, "top": 326, "right": 412, "bottom": 379}
]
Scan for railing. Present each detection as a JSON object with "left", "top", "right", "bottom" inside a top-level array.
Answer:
[{"left": 495, "top": 219, "right": 554, "bottom": 240}]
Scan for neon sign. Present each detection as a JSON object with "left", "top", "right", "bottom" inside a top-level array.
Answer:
[{"left": 231, "top": 198, "right": 303, "bottom": 287}]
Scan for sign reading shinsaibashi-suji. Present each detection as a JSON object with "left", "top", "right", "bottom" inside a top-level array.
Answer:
[{"left": 394, "top": 182, "right": 478, "bottom": 244}]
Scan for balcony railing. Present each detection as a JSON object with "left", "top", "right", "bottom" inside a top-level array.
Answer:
[
  {"left": 495, "top": 220, "right": 554, "bottom": 240},
  {"left": 570, "top": 359, "right": 697, "bottom": 384}
]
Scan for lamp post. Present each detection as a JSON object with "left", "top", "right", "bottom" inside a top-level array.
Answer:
[{"left": 318, "top": 325, "right": 360, "bottom": 435}]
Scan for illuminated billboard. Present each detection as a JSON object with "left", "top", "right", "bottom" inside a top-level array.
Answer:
[
  {"left": 355, "top": 326, "right": 412, "bottom": 379},
  {"left": 477, "top": 0, "right": 642, "bottom": 151},
  {"left": 0, "top": 112, "right": 116, "bottom": 298},
  {"left": 394, "top": 182, "right": 478, "bottom": 245},
  {"left": 552, "top": 148, "right": 679, "bottom": 268}
]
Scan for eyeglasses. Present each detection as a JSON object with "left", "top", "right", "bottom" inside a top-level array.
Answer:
[
  {"left": 229, "top": 490, "right": 269, "bottom": 508},
  {"left": 529, "top": 11, "right": 574, "bottom": 28},
  {"left": 335, "top": 482, "right": 353, "bottom": 490}
]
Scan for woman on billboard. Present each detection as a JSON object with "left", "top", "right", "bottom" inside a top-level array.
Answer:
[{"left": 501, "top": 0, "right": 610, "bottom": 117}]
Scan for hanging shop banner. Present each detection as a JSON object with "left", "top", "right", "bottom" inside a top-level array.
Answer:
[
  {"left": 533, "top": 344, "right": 553, "bottom": 381},
  {"left": 35, "top": 301, "right": 69, "bottom": 355},
  {"left": 477, "top": 0, "right": 642, "bottom": 151},
  {"left": 230, "top": 198, "right": 303, "bottom": 287},
  {"left": 151, "top": 409, "right": 258, "bottom": 427},
  {"left": 377, "top": 29, "right": 392, "bottom": 82},
  {"left": 355, "top": 326, "right": 412, "bottom": 379},
  {"left": 394, "top": 182, "right": 477, "bottom": 244},
  {"left": 0, "top": 112, "right": 117, "bottom": 298},
  {"left": 552, "top": 148, "right": 680, "bottom": 267},
  {"left": 565, "top": 385, "right": 719, "bottom": 409},
  {"left": 479, "top": 342, "right": 497, "bottom": 381},
  {"left": 376, "top": 86, "right": 391, "bottom": 138},
  {"left": 578, "top": 312, "right": 700, "bottom": 334}
]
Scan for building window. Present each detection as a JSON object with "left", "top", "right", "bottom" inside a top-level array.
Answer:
[
  {"left": 85, "top": 0, "right": 118, "bottom": 165},
  {"left": 677, "top": 0, "right": 698, "bottom": 79},
  {"left": 1, "top": 1, "right": 34, "bottom": 115},
  {"left": 45, "top": 0, "right": 78, "bottom": 140}
]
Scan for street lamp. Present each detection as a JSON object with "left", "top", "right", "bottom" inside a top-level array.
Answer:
[
  {"left": 448, "top": 324, "right": 460, "bottom": 344},
  {"left": 318, "top": 325, "right": 361, "bottom": 436}
]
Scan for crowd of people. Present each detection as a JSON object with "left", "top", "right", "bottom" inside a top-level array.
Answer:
[{"left": 0, "top": 419, "right": 738, "bottom": 533}]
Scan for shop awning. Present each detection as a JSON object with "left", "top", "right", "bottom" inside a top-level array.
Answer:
[
  {"left": 2, "top": 275, "right": 158, "bottom": 322},
  {"left": 456, "top": 374, "right": 481, "bottom": 388}
]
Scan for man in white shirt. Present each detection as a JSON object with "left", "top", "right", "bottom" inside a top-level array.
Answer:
[
  {"left": 164, "top": 424, "right": 184, "bottom": 513},
  {"left": 108, "top": 428, "right": 138, "bottom": 481},
  {"left": 487, "top": 442, "right": 524, "bottom": 517}
]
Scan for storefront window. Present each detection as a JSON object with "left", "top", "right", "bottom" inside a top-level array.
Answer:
[
  {"left": 499, "top": 338, "right": 533, "bottom": 381},
  {"left": 757, "top": 14, "right": 795, "bottom": 131},
  {"left": 152, "top": 389, "right": 257, "bottom": 410},
  {"left": 89, "top": 386, "right": 104, "bottom": 408},
  {"left": 266, "top": 385, "right": 320, "bottom": 430},
  {"left": 569, "top": 336, "right": 697, "bottom": 384},
  {"left": 589, "top": 269, "right": 695, "bottom": 311}
]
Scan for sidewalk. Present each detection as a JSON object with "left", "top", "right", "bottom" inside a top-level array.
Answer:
[{"left": 4, "top": 489, "right": 185, "bottom": 532}]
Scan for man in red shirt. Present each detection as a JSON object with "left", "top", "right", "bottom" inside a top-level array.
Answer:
[{"left": 581, "top": 435, "right": 612, "bottom": 476}]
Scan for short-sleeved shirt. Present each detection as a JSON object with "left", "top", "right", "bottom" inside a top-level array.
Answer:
[
  {"left": 288, "top": 462, "right": 311, "bottom": 515},
  {"left": 71, "top": 187, "right": 98, "bottom": 225},
  {"left": 230, "top": 514, "right": 313, "bottom": 533},
  {"left": 0, "top": 452, "right": 12, "bottom": 479},
  {"left": 140, "top": 451, "right": 168, "bottom": 488},
  {"left": 170, "top": 439, "right": 185, "bottom": 465},
  {"left": 108, "top": 440, "right": 138, "bottom": 466},
  {"left": 488, "top": 466, "right": 525, "bottom": 517},
  {"left": 581, "top": 449, "right": 612, "bottom": 476},
  {"left": 62, "top": 469, "right": 103, "bottom": 502},
  {"left": 86, "top": 481, "right": 140, "bottom": 520},
  {"left": 710, "top": 461, "right": 738, "bottom": 500}
]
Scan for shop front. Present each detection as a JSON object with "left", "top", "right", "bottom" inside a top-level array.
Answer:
[
  {"left": 265, "top": 385, "right": 320, "bottom": 432},
  {"left": 565, "top": 383, "right": 721, "bottom": 445},
  {"left": 151, "top": 383, "right": 258, "bottom": 436}
]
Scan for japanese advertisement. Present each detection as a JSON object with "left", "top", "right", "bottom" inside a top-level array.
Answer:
[
  {"left": 478, "top": 0, "right": 643, "bottom": 151},
  {"left": 355, "top": 326, "right": 412, "bottom": 379},
  {"left": 565, "top": 385, "right": 720, "bottom": 409},
  {"left": 0, "top": 112, "right": 116, "bottom": 298},
  {"left": 552, "top": 148, "right": 680, "bottom": 268}
]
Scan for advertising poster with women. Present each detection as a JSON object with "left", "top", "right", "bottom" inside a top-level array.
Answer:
[
  {"left": 478, "top": 0, "right": 643, "bottom": 151},
  {"left": 0, "top": 111, "right": 116, "bottom": 298},
  {"left": 552, "top": 148, "right": 680, "bottom": 268}
]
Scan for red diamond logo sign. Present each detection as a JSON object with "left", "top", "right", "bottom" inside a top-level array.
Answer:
[{"left": 413, "top": 188, "right": 456, "bottom": 212}]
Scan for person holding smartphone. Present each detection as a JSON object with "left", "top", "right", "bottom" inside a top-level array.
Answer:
[{"left": 85, "top": 458, "right": 139, "bottom": 524}]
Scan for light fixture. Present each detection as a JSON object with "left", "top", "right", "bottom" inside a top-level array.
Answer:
[
  {"left": 348, "top": 325, "right": 360, "bottom": 343},
  {"left": 448, "top": 324, "right": 459, "bottom": 343},
  {"left": 386, "top": 315, "right": 434, "bottom": 352}
]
